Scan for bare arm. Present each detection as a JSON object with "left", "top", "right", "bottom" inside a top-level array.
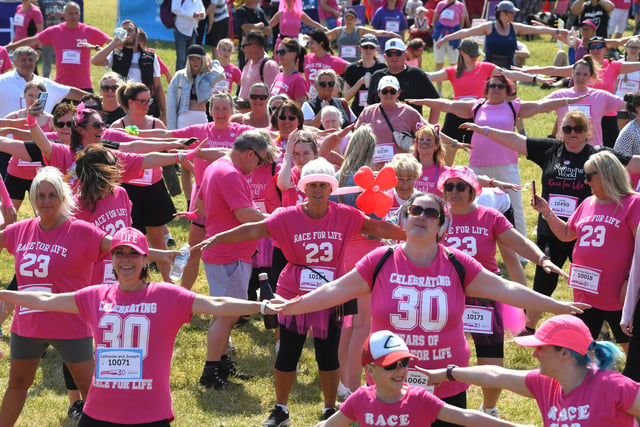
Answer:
[
  {"left": 91, "top": 38, "right": 121, "bottom": 66},
  {"left": 191, "top": 294, "right": 278, "bottom": 315},
  {"left": 117, "top": 139, "right": 184, "bottom": 153},
  {"left": 65, "top": 87, "right": 90, "bottom": 101},
  {"left": 5, "top": 36, "right": 40, "bottom": 51},
  {"left": 404, "top": 98, "right": 474, "bottom": 118},
  {"left": 0, "top": 137, "right": 32, "bottom": 161},
  {"left": 622, "top": 231, "right": 640, "bottom": 333},
  {"left": 459, "top": 122, "right": 528, "bottom": 155},
  {"left": 269, "top": 11, "right": 282, "bottom": 28},
  {"left": 360, "top": 217, "right": 406, "bottom": 241},
  {"left": 519, "top": 95, "right": 587, "bottom": 118},
  {"left": 436, "top": 23, "right": 491, "bottom": 46},
  {"left": 437, "top": 404, "right": 532, "bottom": 427},
  {"left": 619, "top": 62, "right": 640, "bottom": 74},
  {"left": 497, "top": 228, "right": 568, "bottom": 277},
  {"left": 0, "top": 290, "right": 79, "bottom": 314},
  {"left": 192, "top": 220, "right": 270, "bottom": 251},
  {"left": 301, "top": 13, "right": 328, "bottom": 31},
  {"left": 514, "top": 64, "right": 573, "bottom": 77},
  {"left": 315, "top": 411, "right": 353, "bottom": 427},
  {"left": 426, "top": 68, "right": 449, "bottom": 82},
  {"left": 531, "top": 195, "right": 577, "bottom": 242}
]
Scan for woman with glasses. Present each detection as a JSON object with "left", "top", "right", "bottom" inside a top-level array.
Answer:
[
  {"left": 302, "top": 69, "right": 355, "bottom": 129},
  {"left": 355, "top": 75, "right": 425, "bottom": 170},
  {"left": 231, "top": 82, "right": 271, "bottom": 128},
  {"left": 276, "top": 190, "right": 588, "bottom": 425},
  {"left": 439, "top": 166, "right": 565, "bottom": 417},
  {"left": 194, "top": 158, "right": 405, "bottom": 425},
  {"left": 343, "top": 35, "right": 388, "bottom": 118},
  {"left": 270, "top": 37, "right": 308, "bottom": 106},
  {"left": 304, "top": 30, "right": 349, "bottom": 98},
  {"left": 530, "top": 151, "right": 640, "bottom": 355},
  {"left": 459, "top": 110, "right": 640, "bottom": 334},
  {"left": 98, "top": 72, "right": 125, "bottom": 127}
]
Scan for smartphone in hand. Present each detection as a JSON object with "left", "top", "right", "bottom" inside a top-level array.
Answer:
[{"left": 36, "top": 92, "right": 48, "bottom": 110}]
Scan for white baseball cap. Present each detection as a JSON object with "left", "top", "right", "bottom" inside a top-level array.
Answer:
[
  {"left": 377, "top": 75, "right": 400, "bottom": 91},
  {"left": 384, "top": 38, "right": 406, "bottom": 53}
]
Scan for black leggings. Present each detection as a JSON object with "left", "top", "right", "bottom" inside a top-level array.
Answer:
[
  {"left": 624, "top": 300, "right": 640, "bottom": 381},
  {"left": 431, "top": 391, "right": 466, "bottom": 427},
  {"left": 577, "top": 307, "right": 628, "bottom": 344},
  {"left": 601, "top": 116, "right": 619, "bottom": 148},
  {"left": 275, "top": 322, "right": 341, "bottom": 372},
  {"left": 532, "top": 231, "right": 575, "bottom": 297}
]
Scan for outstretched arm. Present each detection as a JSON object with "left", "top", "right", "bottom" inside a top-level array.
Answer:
[
  {"left": 0, "top": 290, "right": 79, "bottom": 314},
  {"left": 191, "top": 294, "right": 279, "bottom": 315}
]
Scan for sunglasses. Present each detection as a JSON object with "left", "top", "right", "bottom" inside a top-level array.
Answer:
[
  {"left": 585, "top": 170, "right": 598, "bottom": 182},
  {"left": 276, "top": 49, "right": 291, "bottom": 55},
  {"left": 444, "top": 182, "right": 469, "bottom": 192},
  {"left": 408, "top": 205, "right": 440, "bottom": 219},
  {"left": 81, "top": 120, "right": 105, "bottom": 130},
  {"left": 589, "top": 43, "right": 605, "bottom": 50},
  {"left": 278, "top": 115, "right": 297, "bottom": 121},
  {"left": 100, "top": 85, "right": 118, "bottom": 92},
  {"left": 488, "top": 83, "right": 506, "bottom": 89},
  {"left": 561, "top": 125, "right": 585, "bottom": 134},
  {"left": 317, "top": 80, "right": 336, "bottom": 88},
  {"left": 54, "top": 120, "right": 73, "bottom": 128},
  {"left": 380, "top": 88, "right": 397, "bottom": 95},
  {"left": 361, "top": 44, "right": 377, "bottom": 50},
  {"left": 250, "top": 94, "right": 269, "bottom": 100},
  {"left": 241, "top": 43, "right": 256, "bottom": 49},
  {"left": 133, "top": 98, "right": 153, "bottom": 106},
  {"left": 385, "top": 50, "right": 403, "bottom": 57},
  {"left": 251, "top": 148, "right": 266, "bottom": 166},
  {"left": 383, "top": 358, "right": 411, "bottom": 371}
]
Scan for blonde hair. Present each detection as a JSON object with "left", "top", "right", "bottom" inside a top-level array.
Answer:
[
  {"left": 389, "top": 153, "right": 422, "bottom": 178},
  {"left": 30, "top": 167, "right": 77, "bottom": 217},
  {"left": 584, "top": 151, "right": 635, "bottom": 207}
]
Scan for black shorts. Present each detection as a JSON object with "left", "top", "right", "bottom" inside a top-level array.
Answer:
[
  {"left": 4, "top": 174, "right": 32, "bottom": 201},
  {"left": 78, "top": 413, "right": 170, "bottom": 427},
  {"left": 121, "top": 180, "right": 176, "bottom": 231},
  {"left": 206, "top": 17, "right": 230, "bottom": 47}
]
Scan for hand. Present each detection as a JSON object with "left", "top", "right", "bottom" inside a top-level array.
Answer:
[
  {"left": 621, "top": 320, "right": 634, "bottom": 337},
  {"left": 262, "top": 300, "right": 283, "bottom": 315},
  {"left": 531, "top": 194, "right": 550, "bottom": 215},
  {"left": 414, "top": 366, "right": 447, "bottom": 385},
  {"left": 174, "top": 211, "right": 198, "bottom": 220},
  {"left": 493, "top": 179, "right": 520, "bottom": 192},
  {"left": 27, "top": 102, "right": 44, "bottom": 118},
  {"left": 1, "top": 205, "right": 17, "bottom": 228},
  {"left": 458, "top": 122, "right": 482, "bottom": 133},
  {"left": 275, "top": 295, "right": 304, "bottom": 314},
  {"left": 567, "top": 93, "right": 589, "bottom": 104},
  {"left": 404, "top": 99, "right": 428, "bottom": 106},
  {"left": 540, "top": 259, "right": 569, "bottom": 278},
  {"left": 192, "top": 235, "right": 218, "bottom": 252},
  {"left": 536, "top": 75, "right": 554, "bottom": 85},
  {"left": 558, "top": 301, "right": 591, "bottom": 315},
  {"left": 435, "top": 39, "right": 445, "bottom": 49}
]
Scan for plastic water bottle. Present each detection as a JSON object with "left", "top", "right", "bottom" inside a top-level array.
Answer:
[
  {"left": 169, "top": 244, "right": 190, "bottom": 282},
  {"left": 259, "top": 272, "right": 278, "bottom": 329}
]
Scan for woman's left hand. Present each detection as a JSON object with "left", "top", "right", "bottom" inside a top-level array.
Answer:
[
  {"left": 493, "top": 179, "right": 520, "bottom": 192},
  {"left": 271, "top": 294, "right": 303, "bottom": 314},
  {"left": 557, "top": 301, "right": 591, "bottom": 315},
  {"left": 540, "top": 258, "right": 569, "bottom": 278},
  {"left": 566, "top": 94, "right": 590, "bottom": 105},
  {"left": 414, "top": 366, "right": 447, "bottom": 385},
  {"left": 0, "top": 205, "right": 17, "bottom": 228}
]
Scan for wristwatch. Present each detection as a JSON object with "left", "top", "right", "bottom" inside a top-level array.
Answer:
[{"left": 446, "top": 364, "right": 458, "bottom": 381}]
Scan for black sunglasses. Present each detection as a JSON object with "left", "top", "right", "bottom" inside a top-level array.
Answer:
[
  {"left": 444, "top": 182, "right": 469, "bottom": 192},
  {"left": 380, "top": 88, "right": 397, "bottom": 95},
  {"left": 240, "top": 43, "right": 256, "bottom": 49},
  {"left": 54, "top": 120, "right": 73, "bottom": 128},
  {"left": 585, "top": 170, "right": 598, "bottom": 182},
  {"left": 408, "top": 205, "right": 440, "bottom": 219},
  {"left": 81, "top": 120, "right": 105, "bottom": 130},
  {"left": 361, "top": 44, "right": 377, "bottom": 50},
  {"left": 133, "top": 98, "right": 153, "bottom": 106},
  {"left": 251, "top": 148, "right": 266, "bottom": 166},
  {"left": 383, "top": 358, "right": 411, "bottom": 371},
  {"left": 318, "top": 80, "right": 336, "bottom": 88},
  {"left": 488, "top": 83, "right": 506, "bottom": 89},
  {"left": 385, "top": 50, "right": 403, "bottom": 57},
  {"left": 561, "top": 125, "right": 585, "bottom": 134},
  {"left": 250, "top": 94, "right": 268, "bottom": 100},
  {"left": 100, "top": 85, "right": 118, "bottom": 92},
  {"left": 276, "top": 49, "right": 291, "bottom": 55},
  {"left": 278, "top": 115, "right": 297, "bottom": 121}
]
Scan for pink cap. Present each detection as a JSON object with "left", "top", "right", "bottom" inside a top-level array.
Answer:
[
  {"left": 437, "top": 166, "right": 482, "bottom": 196},
  {"left": 111, "top": 227, "right": 149, "bottom": 255},
  {"left": 514, "top": 315, "right": 593, "bottom": 355},
  {"left": 581, "top": 20, "right": 597, "bottom": 31},
  {"left": 361, "top": 330, "right": 417, "bottom": 367}
]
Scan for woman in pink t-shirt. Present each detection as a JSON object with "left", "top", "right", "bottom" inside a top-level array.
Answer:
[
  {"left": 304, "top": 30, "right": 349, "bottom": 98},
  {"left": 11, "top": 0, "right": 43, "bottom": 50},
  {"left": 271, "top": 37, "right": 309, "bottom": 105},
  {"left": 532, "top": 151, "right": 640, "bottom": 353},
  {"left": 0, "top": 226, "right": 281, "bottom": 426},
  {"left": 269, "top": 0, "right": 326, "bottom": 44},
  {"left": 420, "top": 315, "right": 640, "bottom": 427},
  {"left": 279, "top": 192, "right": 587, "bottom": 415}
]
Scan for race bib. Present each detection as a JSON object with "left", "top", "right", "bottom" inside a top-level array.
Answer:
[
  {"left": 440, "top": 8, "right": 455, "bottom": 20},
  {"left": 463, "top": 305, "right": 493, "bottom": 334},
  {"left": 548, "top": 194, "right": 578, "bottom": 218},
  {"left": 358, "top": 90, "right": 368, "bottom": 106},
  {"left": 458, "top": 96, "right": 478, "bottom": 101},
  {"left": 254, "top": 200, "right": 267, "bottom": 213},
  {"left": 61, "top": 49, "right": 81, "bottom": 65},
  {"left": 569, "top": 264, "right": 602, "bottom": 294},
  {"left": 567, "top": 104, "right": 591, "bottom": 118},
  {"left": 17, "top": 159, "right": 42, "bottom": 167},
  {"left": 386, "top": 21, "right": 400, "bottom": 33},
  {"left": 340, "top": 45, "right": 357, "bottom": 58},
  {"left": 128, "top": 168, "right": 153, "bottom": 185},
  {"left": 299, "top": 267, "right": 335, "bottom": 292},
  {"left": 96, "top": 348, "right": 143, "bottom": 381},
  {"left": 620, "top": 80, "right": 640, "bottom": 94},
  {"left": 406, "top": 369, "right": 435, "bottom": 393},
  {"left": 17, "top": 284, "right": 52, "bottom": 315},
  {"left": 14, "top": 14, "right": 25, "bottom": 26},
  {"left": 102, "top": 260, "right": 117, "bottom": 284},
  {"left": 373, "top": 143, "right": 395, "bottom": 164}
]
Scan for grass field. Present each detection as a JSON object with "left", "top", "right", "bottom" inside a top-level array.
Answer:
[{"left": 0, "top": 2, "right": 629, "bottom": 425}]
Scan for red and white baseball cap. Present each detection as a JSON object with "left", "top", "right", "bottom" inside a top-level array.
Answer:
[
  {"left": 514, "top": 315, "right": 593, "bottom": 355},
  {"left": 111, "top": 227, "right": 149, "bottom": 256},
  {"left": 362, "top": 330, "right": 417, "bottom": 367}
]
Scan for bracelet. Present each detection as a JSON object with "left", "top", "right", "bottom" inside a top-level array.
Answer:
[
  {"left": 541, "top": 210, "right": 552, "bottom": 220},
  {"left": 446, "top": 364, "right": 458, "bottom": 381},
  {"left": 26, "top": 114, "right": 37, "bottom": 126},
  {"left": 184, "top": 211, "right": 198, "bottom": 220},
  {"left": 483, "top": 126, "right": 489, "bottom": 136},
  {"left": 538, "top": 255, "right": 551, "bottom": 266},
  {"left": 489, "top": 179, "right": 496, "bottom": 187},
  {"left": 260, "top": 299, "right": 269, "bottom": 315},
  {"left": 532, "top": 75, "right": 537, "bottom": 84}
]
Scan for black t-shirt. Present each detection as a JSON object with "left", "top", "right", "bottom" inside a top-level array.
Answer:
[
  {"left": 367, "top": 65, "right": 439, "bottom": 114},
  {"left": 103, "top": 106, "right": 126, "bottom": 128},
  {"left": 526, "top": 137, "right": 631, "bottom": 235},
  {"left": 344, "top": 60, "right": 387, "bottom": 117},
  {"left": 235, "top": 6, "right": 269, "bottom": 37},
  {"left": 581, "top": 3, "right": 609, "bottom": 38}
]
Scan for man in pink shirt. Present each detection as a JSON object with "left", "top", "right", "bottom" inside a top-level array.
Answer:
[
  {"left": 195, "top": 130, "right": 276, "bottom": 389},
  {"left": 238, "top": 30, "right": 279, "bottom": 101},
  {"left": 5, "top": 1, "right": 110, "bottom": 91}
]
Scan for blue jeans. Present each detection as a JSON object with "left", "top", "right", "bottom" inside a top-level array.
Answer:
[{"left": 174, "top": 28, "right": 196, "bottom": 71}]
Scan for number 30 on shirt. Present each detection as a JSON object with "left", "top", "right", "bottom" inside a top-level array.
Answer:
[{"left": 392, "top": 287, "right": 448, "bottom": 333}]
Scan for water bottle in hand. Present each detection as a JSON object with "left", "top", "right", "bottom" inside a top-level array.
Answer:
[
  {"left": 259, "top": 272, "right": 279, "bottom": 329},
  {"left": 169, "top": 244, "right": 190, "bottom": 282}
]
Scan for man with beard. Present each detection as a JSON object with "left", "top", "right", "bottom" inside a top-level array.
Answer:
[{"left": 91, "top": 20, "right": 167, "bottom": 123}]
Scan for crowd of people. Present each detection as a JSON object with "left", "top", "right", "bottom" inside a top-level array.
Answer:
[{"left": 2, "top": 0, "right": 640, "bottom": 425}]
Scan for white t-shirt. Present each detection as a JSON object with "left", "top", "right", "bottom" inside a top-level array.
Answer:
[{"left": 0, "top": 70, "right": 70, "bottom": 117}]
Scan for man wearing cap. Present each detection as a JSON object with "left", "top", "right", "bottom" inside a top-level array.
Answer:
[
  {"left": 195, "top": 130, "right": 275, "bottom": 390},
  {"left": 367, "top": 38, "right": 440, "bottom": 122},
  {"left": 91, "top": 19, "right": 167, "bottom": 122},
  {"left": 319, "top": 330, "right": 528, "bottom": 426},
  {"left": 343, "top": 34, "right": 388, "bottom": 117},
  {"left": 571, "top": 0, "right": 615, "bottom": 38}
]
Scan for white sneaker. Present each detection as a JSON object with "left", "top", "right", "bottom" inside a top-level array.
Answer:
[
  {"left": 337, "top": 382, "right": 352, "bottom": 400},
  {"left": 480, "top": 405, "right": 500, "bottom": 418}
]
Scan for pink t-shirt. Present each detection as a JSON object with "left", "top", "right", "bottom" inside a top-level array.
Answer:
[
  {"left": 445, "top": 62, "right": 496, "bottom": 100},
  {"left": 270, "top": 72, "right": 309, "bottom": 101},
  {"left": 318, "top": 0, "right": 339, "bottom": 20},
  {"left": 74, "top": 186, "right": 132, "bottom": 285},
  {"left": 12, "top": 5, "right": 43, "bottom": 46},
  {"left": 279, "top": 10, "right": 302, "bottom": 37},
  {"left": 434, "top": 1, "right": 466, "bottom": 26},
  {"left": 340, "top": 385, "right": 444, "bottom": 426},
  {"left": 278, "top": 166, "right": 305, "bottom": 207},
  {"left": 469, "top": 98, "right": 521, "bottom": 167},
  {"left": 525, "top": 369, "right": 640, "bottom": 427},
  {"left": 567, "top": 194, "right": 640, "bottom": 310},
  {"left": 355, "top": 244, "right": 483, "bottom": 398},
  {"left": 75, "top": 282, "right": 195, "bottom": 424},
  {"left": 250, "top": 162, "right": 281, "bottom": 214},
  {"left": 7, "top": 139, "right": 59, "bottom": 180},
  {"left": 264, "top": 202, "right": 365, "bottom": 298},
  {"left": 544, "top": 88, "right": 624, "bottom": 146},
  {"left": 239, "top": 55, "right": 280, "bottom": 99},
  {"left": 217, "top": 63, "right": 241, "bottom": 93},
  {"left": 198, "top": 157, "right": 258, "bottom": 264},
  {"left": 4, "top": 218, "right": 105, "bottom": 339},
  {"left": 38, "top": 22, "right": 110, "bottom": 89},
  {"left": 443, "top": 205, "right": 512, "bottom": 274},
  {"left": 0, "top": 46, "right": 12, "bottom": 74},
  {"left": 414, "top": 164, "right": 449, "bottom": 196},
  {"left": 172, "top": 122, "right": 254, "bottom": 185},
  {"left": 591, "top": 60, "right": 623, "bottom": 93},
  {"left": 303, "top": 53, "right": 348, "bottom": 95}
]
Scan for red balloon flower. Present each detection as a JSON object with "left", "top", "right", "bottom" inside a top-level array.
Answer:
[{"left": 354, "top": 166, "right": 398, "bottom": 217}]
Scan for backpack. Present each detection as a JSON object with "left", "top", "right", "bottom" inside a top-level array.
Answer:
[{"left": 160, "top": 0, "right": 185, "bottom": 29}]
